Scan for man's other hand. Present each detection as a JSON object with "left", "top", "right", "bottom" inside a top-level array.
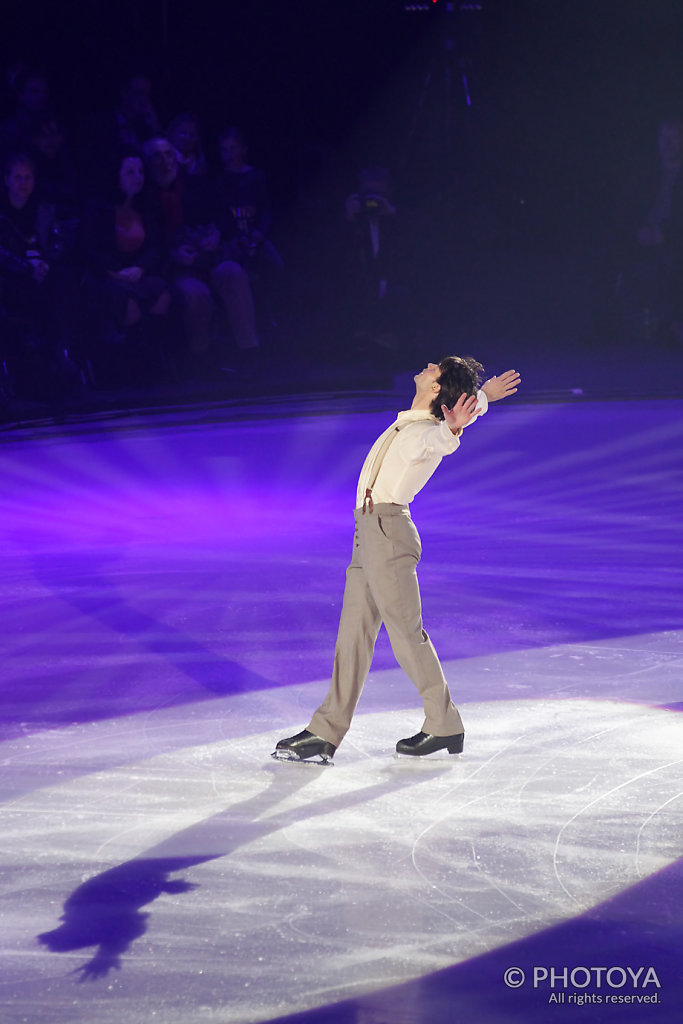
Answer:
[
  {"left": 442, "top": 393, "right": 481, "bottom": 432},
  {"left": 481, "top": 369, "right": 521, "bottom": 402}
]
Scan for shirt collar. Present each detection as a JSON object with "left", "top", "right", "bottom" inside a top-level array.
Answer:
[{"left": 396, "top": 409, "right": 438, "bottom": 423}]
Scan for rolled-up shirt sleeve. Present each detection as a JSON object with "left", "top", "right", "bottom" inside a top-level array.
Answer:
[
  {"left": 470, "top": 388, "right": 488, "bottom": 420},
  {"left": 397, "top": 420, "right": 460, "bottom": 463},
  {"left": 396, "top": 389, "right": 488, "bottom": 464}
]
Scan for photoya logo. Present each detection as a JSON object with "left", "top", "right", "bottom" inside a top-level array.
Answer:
[{"left": 504, "top": 965, "right": 662, "bottom": 990}]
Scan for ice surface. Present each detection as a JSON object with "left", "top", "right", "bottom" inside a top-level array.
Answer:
[
  {"left": 1, "top": 396, "right": 682, "bottom": 1023},
  {"left": 1, "top": 685, "right": 681, "bottom": 1023}
]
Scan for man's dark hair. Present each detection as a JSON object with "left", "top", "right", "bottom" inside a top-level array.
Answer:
[
  {"left": 107, "top": 146, "right": 147, "bottom": 206},
  {"left": 430, "top": 355, "right": 484, "bottom": 419},
  {"left": 167, "top": 112, "right": 200, "bottom": 136}
]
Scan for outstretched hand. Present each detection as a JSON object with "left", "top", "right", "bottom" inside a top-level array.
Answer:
[
  {"left": 442, "top": 392, "right": 481, "bottom": 433},
  {"left": 481, "top": 369, "right": 521, "bottom": 402}
]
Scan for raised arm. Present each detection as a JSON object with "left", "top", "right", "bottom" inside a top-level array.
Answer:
[
  {"left": 481, "top": 369, "right": 521, "bottom": 402},
  {"left": 441, "top": 392, "right": 482, "bottom": 433}
]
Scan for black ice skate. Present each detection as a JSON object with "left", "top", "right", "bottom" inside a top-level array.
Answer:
[
  {"left": 272, "top": 729, "right": 336, "bottom": 765},
  {"left": 395, "top": 731, "right": 465, "bottom": 756}
]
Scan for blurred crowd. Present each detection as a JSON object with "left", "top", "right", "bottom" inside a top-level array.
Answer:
[
  {"left": 0, "top": 66, "right": 293, "bottom": 404},
  {"left": 2, "top": 61, "right": 683, "bottom": 409}
]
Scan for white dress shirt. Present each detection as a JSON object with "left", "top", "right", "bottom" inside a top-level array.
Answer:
[{"left": 355, "top": 390, "right": 488, "bottom": 509}]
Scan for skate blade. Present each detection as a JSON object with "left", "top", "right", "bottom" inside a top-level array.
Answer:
[
  {"left": 271, "top": 749, "right": 334, "bottom": 767},
  {"left": 393, "top": 751, "right": 462, "bottom": 762}
]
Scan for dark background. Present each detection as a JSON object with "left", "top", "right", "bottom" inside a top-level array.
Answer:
[{"left": 3, "top": 0, "right": 683, "bottom": 393}]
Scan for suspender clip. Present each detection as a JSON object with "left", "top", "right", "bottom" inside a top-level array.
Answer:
[{"left": 362, "top": 488, "right": 374, "bottom": 514}]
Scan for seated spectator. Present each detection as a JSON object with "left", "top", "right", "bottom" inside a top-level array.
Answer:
[
  {"left": 0, "top": 153, "right": 81, "bottom": 397},
  {"left": 0, "top": 153, "right": 50, "bottom": 315},
  {"left": 613, "top": 115, "right": 683, "bottom": 343},
  {"left": 143, "top": 134, "right": 260, "bottom": 372},
  {"left": 83, "top": 73, "right": 163, "bottom": 194},
  {"left": 214, "top": 126, "right": 283, "bottom": 274},
  {"left": 0, "top": 67, "right": 51, "bottom": 162},
  {"left": 81, "top": 150, "right": 171, "bottom": 381},
  {"left": 167, "top": 113, "right": 207, "bottom": 180},
  {"left": 115, "top": 73, "right": 163, "bottom": 149},
  {"left": 28, "top": 113, "right": 81, "bottom": 218}
]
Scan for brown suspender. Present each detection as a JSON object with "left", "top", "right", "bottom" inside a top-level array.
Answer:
[{"left": 361, "top": 423, "right": 404, "bottom": 514}]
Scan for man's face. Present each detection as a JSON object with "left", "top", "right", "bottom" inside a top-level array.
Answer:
[
  {"left": 414, "top": 362, "right": 441, "bottom": 398},
  {"left": 170, "top": 120, "right": 199, "bottom": 157},
  {"left": 123, "top": 77, "right": 153, "bottom": 116},
  {"left": 5, "top": 161, "right": 35, "bottom": 206},
  {"left": 220, "top": 137, "right": 247, "bottom": 169},
  {"left": 145, "top": 139, "right": 177, "bottom": 187},
  {"left": 119, "top": 156, "right": 145, "bottom": 198}
]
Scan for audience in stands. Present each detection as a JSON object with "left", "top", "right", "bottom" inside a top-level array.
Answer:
[
  {"left": 9, "top": 48, "right": 671, "bottom": 409},
  {"left": 143, "top": 134, "right": 260, "bottom": 375},
  {"left": 214, "top": 126, "right": 282, "bottom": 273},
  {"left": 0, "top": 68, "right": 52, "bottom": 161},
  {"left": 213, "top": 126, "right": 283, "bottom": 327},
  {"left": 83, "top": 73, "right": 163, "bottom": 195},
  {"left": 113, "top": 74, "right": 163, "bottom": 151},
  {"left": 0, "top": 152, "right": 81, "bottom": 397},
  {"left": 28, "top": 113, "right": 81, "bottom": 219},
  {"left": 81, "top": 150, "right": 170, "bottom": 382},
  {"left": 167, "top": 113, "right": 207, "bottom": 181}
]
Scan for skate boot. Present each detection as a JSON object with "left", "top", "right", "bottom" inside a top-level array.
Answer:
[
  {"left": 272, "top": 729, "right": 336, "bottom": 765},
  {"left": 395, "top": 731, "right": 464, "bottom": 757}
]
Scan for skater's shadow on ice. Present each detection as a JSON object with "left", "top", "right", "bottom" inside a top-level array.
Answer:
[
  {"left": 39, "top": 760, "right": 449, "bottom": 980},
  {"left": 38, "top": 854, "right": 210, "bottom": 981}
]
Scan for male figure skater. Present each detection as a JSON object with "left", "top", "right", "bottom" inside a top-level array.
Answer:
[{"left": 273, "top": 357, "right": 520, "bottom": 763}]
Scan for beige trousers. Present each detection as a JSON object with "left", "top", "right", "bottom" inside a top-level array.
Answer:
[{"left": 308, "top": 503, "right": 464, "bottom": 747}]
